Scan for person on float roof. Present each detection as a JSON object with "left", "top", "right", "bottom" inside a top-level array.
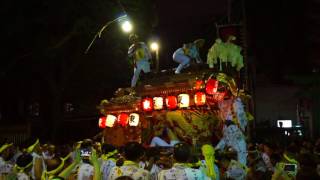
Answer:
[
  {"left": 172, "top": 39, "right": 204, "bottom": 74},
  {"left": 128, "top": 34, "right": 152, "bottom": 87}
]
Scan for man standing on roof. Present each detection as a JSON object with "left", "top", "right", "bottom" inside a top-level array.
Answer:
[
  {"left": 128, "top": 34, "right": 152, "bottom": 87},
  {"left": 172, "top": 39, "right": 204, "bottom": 74}
]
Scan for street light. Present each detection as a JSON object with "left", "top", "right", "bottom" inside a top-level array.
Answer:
[
  {"left": 150, "top": 42, "right": 159, "bottom": 51},
  {"left": 85, "top": 15, "right": 133, "bottom": 54},
  {"left": 150, "top": 41, "right": 160, "bottom": 73},
  {"left": 121, "top": 20, "right": 133, "bottom": 33}
]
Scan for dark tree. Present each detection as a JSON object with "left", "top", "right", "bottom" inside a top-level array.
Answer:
[{"left": 1, "top": 0, "right": 157, "bottom": 142}]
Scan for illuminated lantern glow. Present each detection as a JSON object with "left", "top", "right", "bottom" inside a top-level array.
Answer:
[
  {"left": 195, "top": 80, "right": 204, "bottom": 90},
  {"left": 121, "top": 20, "right": 133, "bottom": 33},
  {"left": 106, "top": 115, "right": 117, "bottom": 127},
  {"left": 150, "top": 42, "right": 159, "bottom": 51},
  {"left": 129, "top": 113, "right": 140, "bottom": 126},
  {"left": 206, "top": 79, "right": 219, "bottom": 95},
  {"left": 166, "top": 96, "right": 177, "bottom": 110},
  {"left": 142, "top": 98, "right": 153, "bottom": 111},
  {"left": 213, "top": 92, "right": 226, "bottom": 102},
  {"left": 153, "top": 97, "right": 164, "bottom": 110},
  {"left": 178, "top": 94, "right": 190, "bottom": 108},
  {"left": 194, "top": 92, "right": 206, "bottom": 106},
  {"left": 118, "top": 113, "right": 129, "bottom": 127},
  {"left": 98, "top": 117, "right": 107, "bottom": 128}
]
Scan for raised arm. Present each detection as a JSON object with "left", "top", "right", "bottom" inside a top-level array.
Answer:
[
  {"left": 90, "top": 149, "right": 101, "bottom": 180},
  {"left": 58, "top": 151, "right": 81, "bottom": 179}
]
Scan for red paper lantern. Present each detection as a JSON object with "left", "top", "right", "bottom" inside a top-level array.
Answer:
[
  {"left": 142, "top": 98, "right": 153, "bottom": 111},
  {"left": 118, "top": 113, "right": 129, "bottom": 127},
  {"left": 206, "top": 79, "right": 219, "bottom": 95},
  {"left": 194, "top": 92, "right": 206, "bottom": 106},
  {"left": 194, "top": 80, "right": 204, "bottom": 90},
  {"left": 166, "top": 96, "right": 177, "bottom": 110},
  {"left": 98, "top": 117, "right": 107, "bottom": 128}
]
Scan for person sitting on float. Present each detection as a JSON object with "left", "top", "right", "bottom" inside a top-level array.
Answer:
[
  {"left": 150, "top": 127, "right": 180, "bottom": 147},
  {"left": 172, "top": 39, "right": 205, "bottom": 74}
]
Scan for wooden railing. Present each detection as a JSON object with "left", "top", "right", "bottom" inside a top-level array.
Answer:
[{"left": 0, "top": 124, "right": 30, "bottom": 145}]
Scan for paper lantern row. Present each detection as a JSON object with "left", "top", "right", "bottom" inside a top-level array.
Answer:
[
  {"left": 142, "top": 92, "right": 210, "bottom": 112},
  {"left": 99, "top": 113, "right": 139, "bottom": 128},
  {"left": 194, "top": 78, "right": 219, "bottom": 95}
]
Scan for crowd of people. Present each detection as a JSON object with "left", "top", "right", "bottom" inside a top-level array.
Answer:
[
  {"left": 1, "top": 134, "right": 320, "bottom": 180},
  {"left": 0, "top": 34, "right": 315, "bottom": 180},
  {"left": 1, "top": 34, "right": 317, "bottom": 179}
]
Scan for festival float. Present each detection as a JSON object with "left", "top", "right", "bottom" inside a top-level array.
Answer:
[{"left": 97, "top": 32, "right": 253, "bottom": 147}]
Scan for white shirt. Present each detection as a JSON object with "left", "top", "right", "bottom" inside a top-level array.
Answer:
[
  {"left": 216, "top": 125, "right": 245, "bottom": 150},
  {"left": 150, "top": 164, "right": 162, "bottom": 180},
  {"left": 108, "top": 161, "right": 151, "bottom": 180},
  {"left": 77, "top": 163, "right": 94, "bottom": 180},
  {"left": 16, "top": 172, "right": 30, "bottom": 180},
  {"left": 158, "top": 163, "right": 205, "bottom": 180},
  {"left": 0, "top": 157, "right": 13, "bottom": 175},
  {"left": 139, "top": 161, "right": 162, "bottom": 180},
  {"left": 31, "top": 152, "right": 46, "bottom": 180},
  {"left": 262, "top": 153, "right": 273, "bottom": 171},
  {"left": 100, "top": 159, "right": 116, "bottom": 180}
]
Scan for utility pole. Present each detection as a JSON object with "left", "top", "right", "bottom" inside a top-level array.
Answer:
[{"left": 240, "top": 0, "right": 255, "bottom": 141}]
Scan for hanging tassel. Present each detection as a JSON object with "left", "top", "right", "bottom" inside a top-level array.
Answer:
[{"left": 201, "top": 144, "right": 216, "bottom": 179}]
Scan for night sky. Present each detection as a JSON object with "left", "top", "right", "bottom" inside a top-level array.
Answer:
[{"left": 0, "top": 0, "right": 318, "bottom": 141}]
